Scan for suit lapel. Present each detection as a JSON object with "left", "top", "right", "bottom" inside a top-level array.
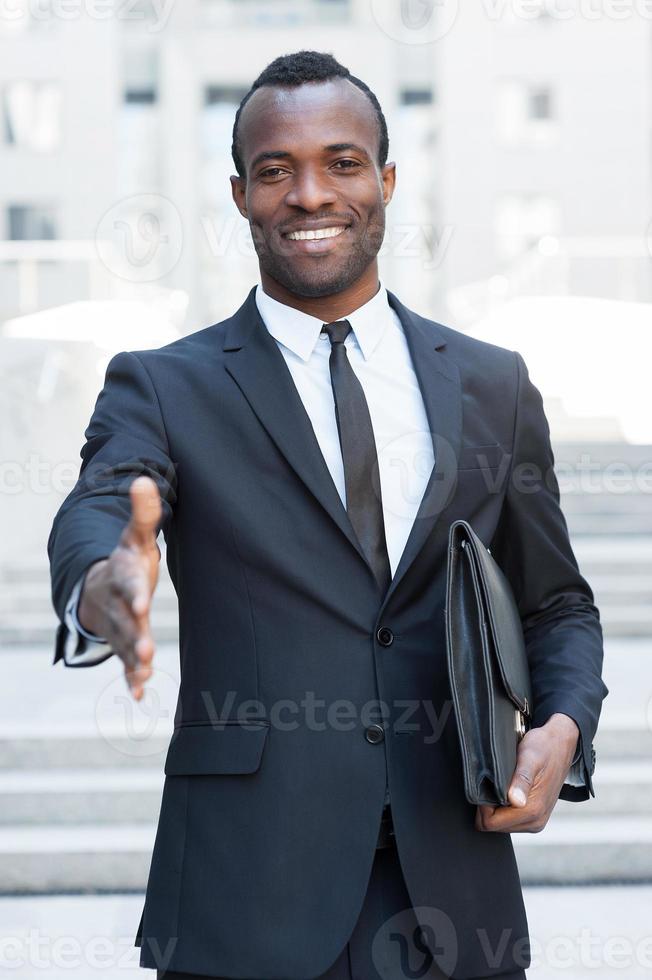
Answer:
[
  {"left": 221, "top": 285, "right": 462, "bottom": 600},
  {"left": 381, "top": 289, "right": 462, "bottom": 605},
  {"left": 222, "top": 286, "right": 370, "bottom": 570}
]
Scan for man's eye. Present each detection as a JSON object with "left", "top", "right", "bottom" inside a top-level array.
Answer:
[
  {"left": 333, "top": 159, "right": 359, "bottom": 169},
  {"left": 260, "top": 167, "right": 284, "bottom": 178}
]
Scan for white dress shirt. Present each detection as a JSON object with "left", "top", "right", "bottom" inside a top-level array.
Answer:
[{"left": 256, "top": 279, "right": 436, "bottom": 575}]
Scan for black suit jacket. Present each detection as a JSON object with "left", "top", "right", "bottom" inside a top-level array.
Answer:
[{"left": 48, "top": 285, "right": 608, "bottom": 979}]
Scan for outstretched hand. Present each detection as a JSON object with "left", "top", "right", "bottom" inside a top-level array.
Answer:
[
  {"left": 475, "top": 713, "right": 580, "bottom": 833},
  {"left": 77, "top": 475, "right": 162, "bottom": 700}
]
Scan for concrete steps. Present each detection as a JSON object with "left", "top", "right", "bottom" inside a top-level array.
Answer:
[
  {"left": 3, "top": 533, "right": 649, "bottom": 646},
  {"left": 0, "top": 824, "right": 155, "bottom": 893},
  {"left": 5, "top": 572, "right": 651, "bottom": 614},
  {"left": 512, "top": 816, "right": 652, "bottom": 885},
  {"left": 0, "top": 757, "right": 647, "bottom": 827},
  {"left": 1, "top": 815, "right": 649, "bottom": 894},
  {"left": 1, "top": 803, "right": 649, "bottom": 893},
  {"left": 0, "top": 723, "right": 649, "bottom": 891},
  {"left": 0, "top": 769, "right": 164, "bottom": 825}
]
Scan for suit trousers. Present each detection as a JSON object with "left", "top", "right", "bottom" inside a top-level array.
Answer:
[{"left": 155, "top": 840, "right": 527, "bottom": 980}]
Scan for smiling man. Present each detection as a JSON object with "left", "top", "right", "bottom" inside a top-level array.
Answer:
[{"left": 48, "top": 51, "right": 608, "bottom": 980}]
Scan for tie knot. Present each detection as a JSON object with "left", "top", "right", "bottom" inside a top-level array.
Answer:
[{"left": 321, "top": 319, "right": 352, "bottom": 347}]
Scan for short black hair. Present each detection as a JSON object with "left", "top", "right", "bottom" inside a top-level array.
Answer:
[{"left": 231, "top": 50, "right": 389, "bottom": 178}]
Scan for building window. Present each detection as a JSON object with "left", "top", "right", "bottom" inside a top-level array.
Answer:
[
  {"left": 529, "top": 88, "right": 552, "bottom": 121},
  {"left": 400, "top": 88, "right": 434, "bottom": 107},
  {"left": 201, "top": 86, "right": 248, "bottom": 207},
  {"left": 124, "top": 89, "right": 157, "bottom": 105},
  {"left": 204, "top": 86, "right": 248, "bottom": 107},
  {"left": 496, "top": 81, "right": 556, "bottom": 146},
  {"left": 201, "top": 0, "right": 350, "bottom": 27},
  {"left": 3, "top": 81, "right": 61, "bottom": 152},
  {"left": 8, "top": 205, "right": 57, "bottom": 240}
]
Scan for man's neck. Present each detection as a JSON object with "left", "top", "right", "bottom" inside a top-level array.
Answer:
[{"left": 259, "top": 269, "right": 381, "bottom": 323}]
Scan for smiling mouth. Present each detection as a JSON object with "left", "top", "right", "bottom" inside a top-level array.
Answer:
[{"left": 283, "top": 226, "right": 348, "bottom": 241}]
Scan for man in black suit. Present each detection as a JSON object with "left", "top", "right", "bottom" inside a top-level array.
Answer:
[{"left": 48, "top": 51, "right": 607, "bottom": 980}]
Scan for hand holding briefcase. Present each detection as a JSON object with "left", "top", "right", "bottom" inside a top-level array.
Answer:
[{"left": 445, "top": 519, "right": 534, "bottom": 807}]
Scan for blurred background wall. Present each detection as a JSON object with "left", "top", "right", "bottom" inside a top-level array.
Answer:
[{"left": 0, "top": 2, "right": 651, "bottom": 977}]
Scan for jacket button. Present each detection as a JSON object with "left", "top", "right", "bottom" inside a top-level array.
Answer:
[
  {"left": 365, "top": 724, "right": 385, "bottom": 744},
  {"left": 376, "top": 627, "right": 394, "bottom": 647}
]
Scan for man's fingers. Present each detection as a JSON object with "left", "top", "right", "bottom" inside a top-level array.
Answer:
[
  {"left": 476, "top": 740, "right": 548, "bottom": 833},
  {"left": 111, "top": 568, "right": 151, "bottom": 620},
  {"left": 122, "top": 476, "right": 162, "bottom": 551},
  {"left": 477, "top": 802, "right": 533, "bottom": 833},
  {"left": 103, "top": 592, "right": 156, "bottom": 696}
]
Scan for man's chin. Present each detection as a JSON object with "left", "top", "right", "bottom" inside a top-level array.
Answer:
[{"left": 265, "top": 263, "right": 362, "bottom": 299}]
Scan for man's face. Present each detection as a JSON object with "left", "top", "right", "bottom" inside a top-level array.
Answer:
[{"left": 231, "top": 78, "right": 396, "bottom": 298}]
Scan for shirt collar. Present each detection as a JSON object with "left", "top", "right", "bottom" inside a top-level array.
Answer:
[{"left": 255, "top": 280, "right": 392, "bottom": 363}]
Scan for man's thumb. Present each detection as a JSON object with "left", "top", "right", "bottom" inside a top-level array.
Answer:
[
  {"left": 125, "top": 476, "right": 162, "bottom": 548},
  {"left": 508, "top": 751, "right": 537, "bottom": 808}
]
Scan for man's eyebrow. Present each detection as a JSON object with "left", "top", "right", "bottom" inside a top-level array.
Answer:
[
  {"left": 249, "top": 143, "right": 371, "bottom": 171},
  {"left": 249, "top": 150, "right": 291, "bottom": 171},
  {"left": 324, "top": 142, "right": 370, "bottom": 158}
]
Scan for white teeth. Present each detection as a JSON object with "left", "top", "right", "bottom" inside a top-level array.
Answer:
[{"left": 286, "top": 226, "right": 346, "bottom": 241}]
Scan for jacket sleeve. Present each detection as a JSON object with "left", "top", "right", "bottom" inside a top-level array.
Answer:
[
  {"left": 48, "top": 350, "right": 177, "bottom": 667},
  {"left": 58, "top": 570, "right": 115, "bottom": 667},
  {"left": 490, "top": 350, "right": 609, "bottom": 800}
]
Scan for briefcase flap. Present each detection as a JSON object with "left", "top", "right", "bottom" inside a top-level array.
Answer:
[{"left": 451, "top": 520, "right": 532, "bottom": 717}]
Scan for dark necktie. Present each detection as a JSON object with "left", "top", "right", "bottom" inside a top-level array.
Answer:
[{"left": 321, "top": 320, "right": 392, "bottom": 596}]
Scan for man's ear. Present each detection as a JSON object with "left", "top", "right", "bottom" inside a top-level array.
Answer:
[
  {"left": 381, "top": 161, "right": 396, "bottom": 207},
  {"left": 230, "top": 174, "right": 247, "bottom": 218}
]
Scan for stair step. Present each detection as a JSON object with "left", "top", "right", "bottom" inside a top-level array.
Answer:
[
  {"left": 513, "top": 816, "right": 652, "bottom": 884},
  {"left": 0, "top": 823, "right": 155, "bottom": 893},
  {"left": 3, "top": 602, "right": 650, "bottom": 645},
  {"left": 0, "top": 760, "right": 648, "bottom": 826},
  {"left": 555, "top": 761, "right": 652, "bottom": 817},
  {"left": 561, "top": 494, "right": 652, "bottom": 514},
  {"left": 5, "top": 578, "right": 652, "bottom": 617},
  {"left": 0, "top": 735, "right": 171, "bottom": 769},
  {"left": 0, "top": 816, "right": 649, "bottom": 893},
  {"left": 0, "top": 613, "right": 181, "bottom": 646},
  {"left": 573, "top": 536, "right": 652, "bottom": 564},
  {"left": 0, "top": 719, "right": 648, "bottom": 771},
  {"left": 0, "top": 769, "right": 164, "bottom": 824},
  {"left": 566, "top": 515, "right": 652, "bottom": 536}
]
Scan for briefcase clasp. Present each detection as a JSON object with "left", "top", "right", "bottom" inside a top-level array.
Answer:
[{"left": 515, "top": 708, "right": 527, "bottom": 740}]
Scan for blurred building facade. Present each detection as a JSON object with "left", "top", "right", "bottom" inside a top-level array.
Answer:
[{"left": 1, "top": 0, "right": 650, "bottom": 332}]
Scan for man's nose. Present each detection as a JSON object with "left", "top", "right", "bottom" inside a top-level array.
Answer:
[{"left": 284, "top": 169, "right": 338, "bottom": 211}]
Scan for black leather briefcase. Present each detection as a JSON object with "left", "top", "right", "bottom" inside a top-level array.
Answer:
[{"left": 445, "top": 519, "right": 533, "bottom": 806}]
